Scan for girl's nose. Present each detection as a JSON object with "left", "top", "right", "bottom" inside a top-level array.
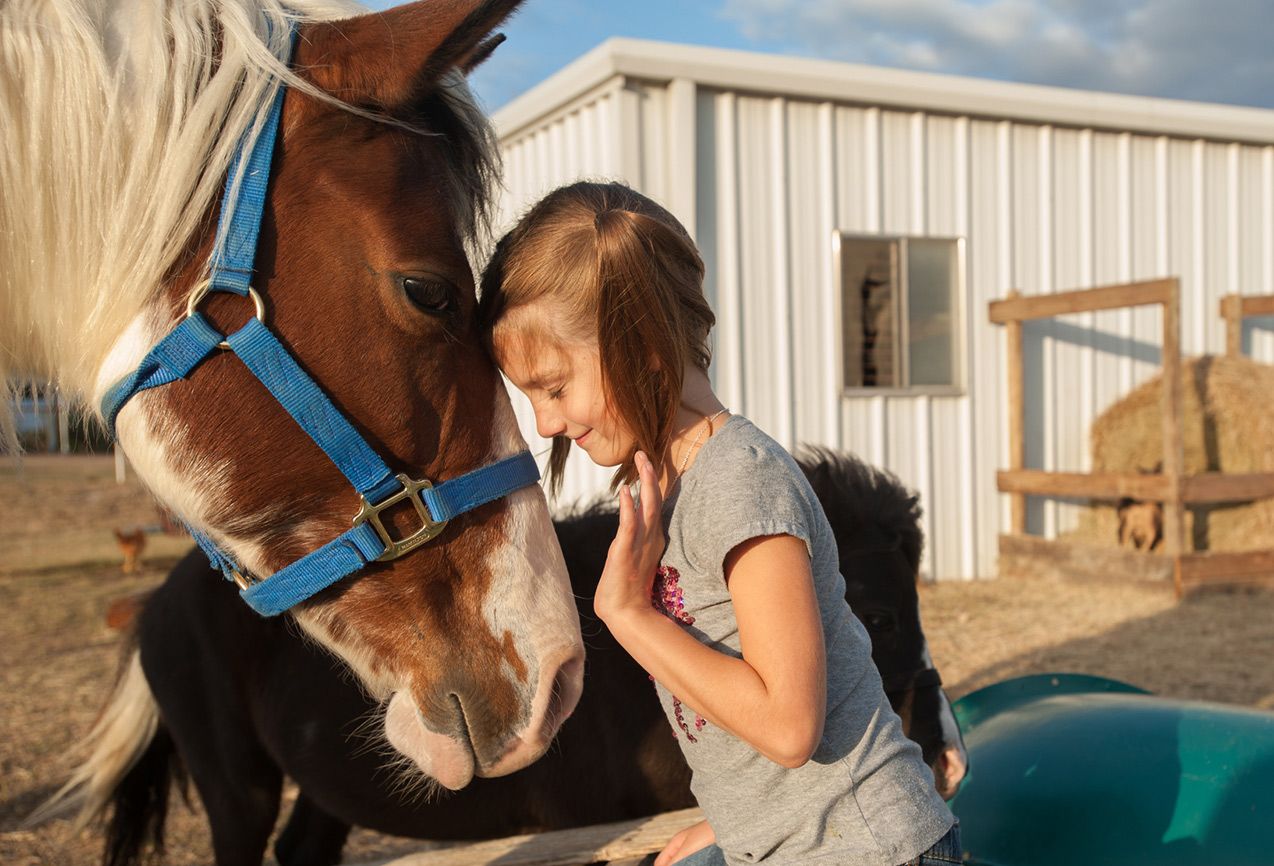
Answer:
[{"left": 534, "top": 406, "right": 565, "bottom": 440}]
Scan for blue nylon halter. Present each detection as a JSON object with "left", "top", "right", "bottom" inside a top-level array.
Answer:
[{"left": 100, "top": 32, "right": 540, "bottom": 617}]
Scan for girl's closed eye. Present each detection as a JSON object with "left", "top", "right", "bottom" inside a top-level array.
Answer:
[{"left": 548, "top": 385, "right": 565, "bottom": 400}]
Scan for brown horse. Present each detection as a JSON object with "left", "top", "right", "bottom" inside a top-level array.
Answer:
[
  {"left": 4, "top": 0, "right": 583, "bottom": 822},
  {"left": 95, "top": 450, "right": 967, "bottom": 866}
]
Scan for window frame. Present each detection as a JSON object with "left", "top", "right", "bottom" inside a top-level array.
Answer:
[{"left": 833, "top": 231, "right": 968, "bottom": 397}]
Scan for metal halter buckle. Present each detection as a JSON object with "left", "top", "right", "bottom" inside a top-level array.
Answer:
[
  {"left": 185, "top": 280, "right": 267, "bottom": 350},
  {"left": 352, "top": 473, "right": 449, "bottom": 561},
  {"left": 229, "top": 567, "right": 257, "bottom": 592}
]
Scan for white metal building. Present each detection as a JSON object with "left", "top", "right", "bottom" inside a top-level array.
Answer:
[{"left": 490, "top": 38, "right": 1274, "bottom": 581}]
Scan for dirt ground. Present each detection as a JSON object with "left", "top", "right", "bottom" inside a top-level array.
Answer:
[{"left": 3, "top": 455, "right": 1273, "bottom": 865}]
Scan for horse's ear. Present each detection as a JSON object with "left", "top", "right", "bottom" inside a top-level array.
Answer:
[
  {"left": 298, "top": 0, "right": 525, "bottom": 109},
  {"left": 461, "top": 33, "right": 507, "bottom": 75}
]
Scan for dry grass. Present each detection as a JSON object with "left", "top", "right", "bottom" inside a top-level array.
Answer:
[{"left": 3, "top": 455, "right": 1273, "bottom": 864}]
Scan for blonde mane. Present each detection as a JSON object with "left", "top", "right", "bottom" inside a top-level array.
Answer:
[{"left": 0, "top": 0, "right": 369, "bottom": 450}]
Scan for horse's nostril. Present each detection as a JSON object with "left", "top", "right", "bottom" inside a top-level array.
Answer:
[{"left": 448, "top": 693, "right": 475, "bottom": 750}]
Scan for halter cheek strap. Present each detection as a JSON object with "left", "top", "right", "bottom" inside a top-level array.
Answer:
[{"left": 100, "top": 27, "right": 540, "bottom": 617}]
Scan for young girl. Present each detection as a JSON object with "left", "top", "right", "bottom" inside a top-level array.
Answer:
[{"left": 479, "top": 181, "right": 959, "bottom": 866}]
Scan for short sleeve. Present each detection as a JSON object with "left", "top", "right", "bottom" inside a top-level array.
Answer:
[{"left": 686, "top": 442, "right": 816, "bottom": 586}]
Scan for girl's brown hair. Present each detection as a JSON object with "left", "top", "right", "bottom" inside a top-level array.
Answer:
[{"left": 478, "top": 181, "right": 715, "bottom": 495}]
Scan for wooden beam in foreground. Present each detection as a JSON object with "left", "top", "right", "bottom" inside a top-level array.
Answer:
[
  {"left": 998, "top": 534, "right": 1175, "bottom": 583},
  {"left": 988, "top": 278, "right": 1176, "bottom": 324},
  {"left": 356, "top": 808, "right": 703, "bottom": 866}
]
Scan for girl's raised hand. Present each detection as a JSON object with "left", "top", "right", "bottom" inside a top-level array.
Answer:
[{"left": 594, "top": 451, "right": 665, "bottom": 622}]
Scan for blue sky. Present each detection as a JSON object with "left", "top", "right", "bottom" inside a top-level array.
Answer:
[{"left": 370, "top": 0, "right": 1274, "bottom": 113}]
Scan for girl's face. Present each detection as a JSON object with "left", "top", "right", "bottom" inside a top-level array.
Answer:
[{"left": 495, "top": 329, "right": 635, "bottom": 469}]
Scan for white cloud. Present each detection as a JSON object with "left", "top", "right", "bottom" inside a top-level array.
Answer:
[{"left": 719, "top": 0, "right": 1274, "bottom": 109}]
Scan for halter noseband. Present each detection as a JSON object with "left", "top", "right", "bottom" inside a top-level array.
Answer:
[{"left": 100, "top": 30, "right": 540, "bottom": 616}]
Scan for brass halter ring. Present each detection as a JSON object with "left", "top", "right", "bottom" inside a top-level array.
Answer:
[{"left": 185, "top": 280, "right": 267, "bottom": 350}]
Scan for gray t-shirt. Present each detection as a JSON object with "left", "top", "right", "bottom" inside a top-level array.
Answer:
[{"left": 653, "top": 415, "right": 953, "bottom": 865}]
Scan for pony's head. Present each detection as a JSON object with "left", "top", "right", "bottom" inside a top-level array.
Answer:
[
  {"left": 798, "top": 448, "right": 968, "bottom": 799},
  {"left": 1, "top": 0, "right": 583, "bottom": 790}
]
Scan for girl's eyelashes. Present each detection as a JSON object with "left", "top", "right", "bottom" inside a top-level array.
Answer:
[{"left": 547, "top": 384, "right": 565, "bottom": 400}]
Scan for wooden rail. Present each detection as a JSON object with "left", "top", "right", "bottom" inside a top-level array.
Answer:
[
  {"left": 997, "top": 534, "right": 1175, "bottom": 583},
  {"left": 988, "top": 278, "right": 1176, "bottom": 323},
  {"left": 996, "top": 470, "right": 1171, "bottom": 502},
  {"left": 352, "top": 808, "right": 703, "bottom": 866},
  {"left": 1181, "top": 472, "right": 1274, "bottom": 504},
  {"left": 1179, "top": 550, "right": 1274, "bottom": 587},
  {"left": 1220, "top": 293, "right": 1274, "bottom": 357},
  {"left": 997, "top": 470, "right": 1274, "bottom": 505}
]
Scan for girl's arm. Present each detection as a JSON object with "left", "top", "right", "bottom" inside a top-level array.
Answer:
[{"left": 596, "top": 452, "right": 827, "bottom": 768}]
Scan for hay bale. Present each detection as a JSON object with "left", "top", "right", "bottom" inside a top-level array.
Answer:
[{"left": 1069, "top": 355, "right": 1274, "bottom": 553}]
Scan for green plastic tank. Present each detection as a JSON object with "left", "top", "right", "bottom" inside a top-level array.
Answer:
[{"left": 948, "top": 673, "right": 1274, "bottom": 865}]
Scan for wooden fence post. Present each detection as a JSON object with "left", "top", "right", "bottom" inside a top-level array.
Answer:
[
  {"left": 1221, "top": 295, "right": 1242, "bottom": 357},
  {"left": 1006, "top": 289, "right": 1026, "bottom": 534},
  {"left": 1161, "top": 279, "right": 1186, "bottom": 595}
]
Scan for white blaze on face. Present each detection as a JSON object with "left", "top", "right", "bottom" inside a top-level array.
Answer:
[{"left": 478, "top": 386, "right": 585, "bottom": 765}]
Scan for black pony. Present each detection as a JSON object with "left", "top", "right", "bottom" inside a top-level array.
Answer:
[{"left": 100, "top": 450, "right": 966, "bottom": 866}]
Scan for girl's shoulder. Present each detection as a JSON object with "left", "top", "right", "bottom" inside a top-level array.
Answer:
[
  {"left": 674, "top": 415, "right": 824, "bottom": 577},
  {"left": 696, "top": 415, "right": 797, "bottom": 471},
  {"left": 689, "top": 415, "right": 812, "bottom": 503}
]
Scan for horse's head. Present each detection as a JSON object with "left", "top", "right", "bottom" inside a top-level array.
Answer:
[
  {"left": 90, "top": 0, "right": 583, "bottom": 790},
  {"left": 798, "top": 448, "right": 968, "bottom": 799}
]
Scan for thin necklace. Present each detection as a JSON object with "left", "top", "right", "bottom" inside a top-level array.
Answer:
[{"left": 676, "top": 408, "right": 730, "bottom": 478}]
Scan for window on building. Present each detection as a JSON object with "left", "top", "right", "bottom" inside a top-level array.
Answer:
[{"left": 836, "top": 234, "right": 964, "bottom": 392}]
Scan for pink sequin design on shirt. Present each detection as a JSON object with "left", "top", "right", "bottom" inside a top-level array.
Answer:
[{"left": 650, "top": 564, "right": 708, "bottom": 742}]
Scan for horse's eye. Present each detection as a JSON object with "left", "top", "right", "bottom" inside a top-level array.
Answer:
[{"left": 402, "top": 276, "right": 455, "bottom": 315}]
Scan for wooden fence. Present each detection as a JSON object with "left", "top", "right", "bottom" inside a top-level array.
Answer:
[{"left": 990, "top": 278, "right": 1274, "bottom": 595}]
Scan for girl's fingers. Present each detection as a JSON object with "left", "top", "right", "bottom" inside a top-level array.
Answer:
[
  {"left": 636, "top": 451, "right": 662, "bottom": 525},
  {"left": 614, "top": 483, "right": 639, "bottom": 553}
]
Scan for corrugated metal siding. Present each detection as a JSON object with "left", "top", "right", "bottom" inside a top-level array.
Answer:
[
  {"left": 499, "top": 88, "right": 620, "bottom": 215},
  {"left": 492, "top": 69, "right": 1274, "bottom": 580}
]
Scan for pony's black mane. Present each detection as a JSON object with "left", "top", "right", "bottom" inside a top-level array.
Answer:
[
  {"left": 796, "top": 447, "right": 925, "bottom": 576},
  {"left": 553, "top": 448, "right": 925, "bottom": 576}
]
